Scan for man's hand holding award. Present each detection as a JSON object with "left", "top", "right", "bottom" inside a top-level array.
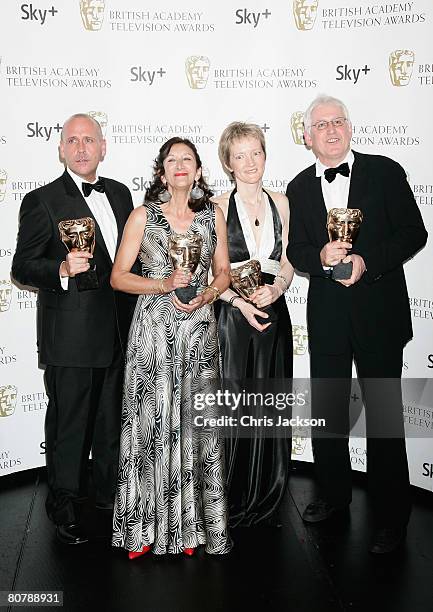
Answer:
[
  {"left": 59, "top": 217, "right": 99, "bottom": 291},
  {"left": 323, "top": 208, "right": 363, "bottom": 282}
]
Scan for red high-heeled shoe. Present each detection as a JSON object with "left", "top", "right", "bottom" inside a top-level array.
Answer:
[
  {"left": 183, "top": 548, "right": 195, "bottom": 556},
  {"left": 128, "top": 545, "right": 151, "bottom": 560}
]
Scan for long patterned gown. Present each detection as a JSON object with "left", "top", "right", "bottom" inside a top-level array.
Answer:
[{"left": 112, "top": 200, "right": 232, "bottom": 555}]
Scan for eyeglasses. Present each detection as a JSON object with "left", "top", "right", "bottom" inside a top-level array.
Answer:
[{"left": 310, "top": 117, "right": 348, "bottom": 131}]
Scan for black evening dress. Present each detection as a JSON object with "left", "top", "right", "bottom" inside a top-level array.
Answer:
[{"left": 217, "top": 188, "right": 293, "bottom": 527}]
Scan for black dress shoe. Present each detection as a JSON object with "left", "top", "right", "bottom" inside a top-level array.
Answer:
[
  {"left": 369, "top": 526, "right": 406, "bottom": 554},
  {"left": 302, "top": 499, "right": 347, "bottom": 523},
  {"left": 56, "top": 523, "right": 88, "bottom": 545}
]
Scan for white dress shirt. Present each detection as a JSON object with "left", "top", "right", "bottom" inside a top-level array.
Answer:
[
  {"left": 60, "top": 169, "right": 118, "bottom": 289},
  {"left": 67, "top": 169, "right": 118, "bottom": 260},
  {"left": 315, "top": 151, "right": 355, "bottom": 273},
  {"left": 315, "top": 150, "right": 354, "bottom": 212}
]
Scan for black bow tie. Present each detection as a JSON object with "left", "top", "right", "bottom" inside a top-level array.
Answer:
[
  {"left": 324, "top": 162, "right": 350, "bottom": 183},
  {"left": 82, "top": 178, "right": 105, "bottom": 197}
]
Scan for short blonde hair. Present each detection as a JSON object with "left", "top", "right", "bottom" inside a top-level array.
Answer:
[{"left": 218, "top": 122, "right": 266, "bottom": 177}]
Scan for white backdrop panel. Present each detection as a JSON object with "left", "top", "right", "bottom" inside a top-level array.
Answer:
[{"left": 0, "top": 0, "right": 432, "bottom": 491}]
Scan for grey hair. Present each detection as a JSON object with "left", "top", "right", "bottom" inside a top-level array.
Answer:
[
  {"left": 303, "top": 95, "right": 351, "bottom": 135},
  {"left": 61, "top": 113, "right": 103, "bottom": 141}
]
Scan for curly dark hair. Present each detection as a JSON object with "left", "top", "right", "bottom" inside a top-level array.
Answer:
[{"left": 145, "top": 137, "right": 213, "bottom": 211}]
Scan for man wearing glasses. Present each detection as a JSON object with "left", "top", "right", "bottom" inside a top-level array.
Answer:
[{"left": 286, "top": 95, "right": 427, "bottom": 554}]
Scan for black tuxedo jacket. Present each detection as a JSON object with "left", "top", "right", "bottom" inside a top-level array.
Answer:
[
  {"left": 286, "top": 151, "right": 427, "bottom": 354},
  {"left": 12, "top": 171, "right": 137, "bottom": 367}
]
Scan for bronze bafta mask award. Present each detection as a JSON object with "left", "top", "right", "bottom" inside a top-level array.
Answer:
[
  {"left": 230, "top": 260, "right": 264, "bottom": 301},
  {"left": 168, "top": 232, "right": 203, "bottom": 303},
  {"left": 327, "top": 208, "right": 363, "bottom": 280},
  {"left": 58, "top": 217, "right": 99, "bottom": 291},
  {"left": 231, "top": 260, "right": 277, "bottom": 323}
]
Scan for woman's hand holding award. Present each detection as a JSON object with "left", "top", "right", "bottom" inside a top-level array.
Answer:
[
  {"left": 230, "top": 260, "right": 264, "bottom": 300},
  {"left": 168, "top": 232, "right": 203, "bottom": 303}
]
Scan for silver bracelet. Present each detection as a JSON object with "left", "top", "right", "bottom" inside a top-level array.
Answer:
[
  {"left": 274, "top": 274, "right": 288, "bottom": 288},
  {"left": 229, "top": 295, "right": 241, "bottom": 307}
]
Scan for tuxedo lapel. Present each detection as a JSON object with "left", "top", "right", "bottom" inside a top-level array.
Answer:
[
  {"left": 308, "top": 169, "right": 329, "bottom": 244},
  {"left": 348, "top": 151, "right": 368, "bottom": 210},
  {"left": 103, "top": 179, "right": 126, "bottom": 251},
  {"left": 61, "top": 171, "right": 95, "bottom": 218}
]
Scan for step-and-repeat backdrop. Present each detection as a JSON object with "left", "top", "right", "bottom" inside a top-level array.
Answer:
[{"left": 1, "top": 0, "right": 432, "bottom": 491}]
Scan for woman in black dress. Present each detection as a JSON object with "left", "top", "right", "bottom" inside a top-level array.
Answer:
[{"left": 213, "top": 122, "right": 294, "bottom": 527}]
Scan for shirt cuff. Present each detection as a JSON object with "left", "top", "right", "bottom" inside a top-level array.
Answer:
[{"left": 60, "top": 273, "right": 69, "bottom": 290}]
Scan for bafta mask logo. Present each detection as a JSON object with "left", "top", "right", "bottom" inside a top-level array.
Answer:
[
  {"left": 290, "top": 112, "right": 305, "bottom": 145},
  {"left": 87, "top": 110, "right": 108, "bottom": 136},
  {"left": 80, "top": 0, "right": 105, "bottom": 31},
  {"left": 293, "top": 0, "right": 318, "bottom": 31},
  {"left": 0, "top": 279, "right": 12, "bottom": 312},
  {"left": 389, "top": 50, "right": 415, "bottom": 86},
  {"left": 292, "top": 324, "right": 308, "bottom": 356},
  {"left": 185, "top": 56, "right": 210, "bottom": 89},
  {"left": 291, "top": 433, "right": 308, "bottom": 456},
  {"left": 0, "top": 169, "right": 7, "bottom": 202},
  {"left": 0, "top": 385, "right": 17, "bottom": 417}
]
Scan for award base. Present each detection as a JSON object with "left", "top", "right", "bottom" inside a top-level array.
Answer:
[
  {"left": 75, "top": 265, "right": 99, "bottom": 292},
  {"left": 332, "top": 261, "right": 353, "bottom": 281},
  {"left": 175, "top": 285, "right": 197, "bottom": 304}
]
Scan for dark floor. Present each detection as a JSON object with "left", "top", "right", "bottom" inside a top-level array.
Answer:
[{"left": 1, "top": 463, "right": 432, "bottom": 612}]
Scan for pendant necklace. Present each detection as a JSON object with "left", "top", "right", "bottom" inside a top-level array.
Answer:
[{"left": 254, "top": 194, "right": 263, "bottom": 227}]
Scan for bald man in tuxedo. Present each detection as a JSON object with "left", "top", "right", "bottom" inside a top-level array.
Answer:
[{"left": 12, "top": 114, "right": 137, "bottom": 544}]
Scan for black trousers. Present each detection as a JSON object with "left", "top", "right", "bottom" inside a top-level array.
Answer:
[
  {"left": 310, "top": 332, "right": 411, "bottom": 528},
  {"left": 44, "top": 341, "right": 124, "bottom": 525}
]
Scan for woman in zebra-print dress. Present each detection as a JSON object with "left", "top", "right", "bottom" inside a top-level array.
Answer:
[{"left": 110, "top": 138, "right": 232, "bottom": 557}]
